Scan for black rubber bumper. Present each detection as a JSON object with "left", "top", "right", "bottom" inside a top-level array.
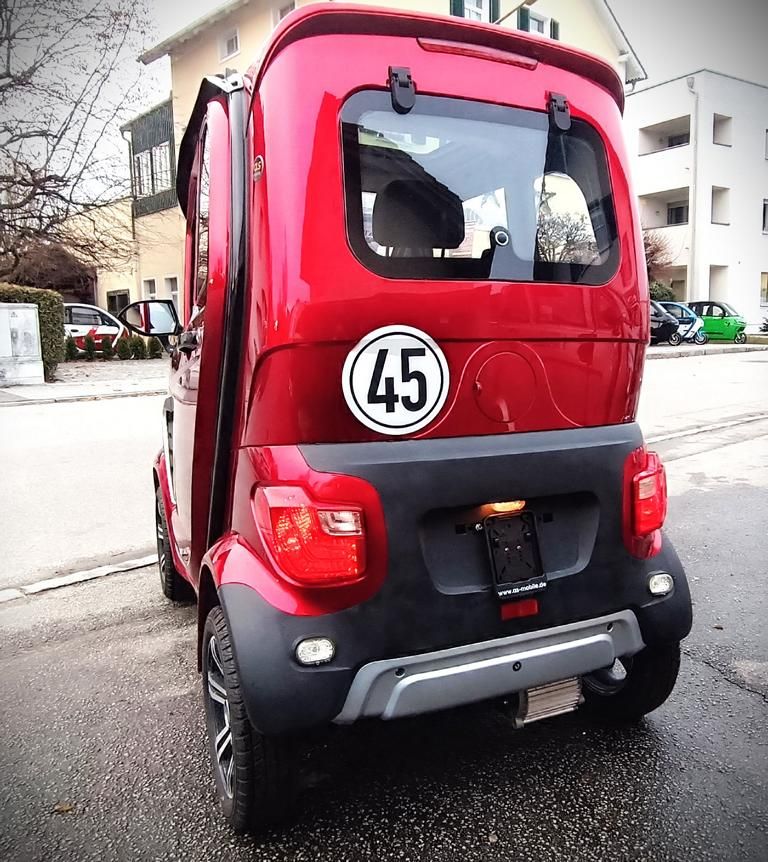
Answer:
[{"left": 221, "top": 423, "right": 693, "bottom": 735}]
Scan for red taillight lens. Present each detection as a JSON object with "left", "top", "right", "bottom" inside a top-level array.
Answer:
[
  {"left": 253, "top": 486, "right": 366, "bottom": 587},
  {"left": 623, "top": 447, "right": 667, "bottom": 559}
]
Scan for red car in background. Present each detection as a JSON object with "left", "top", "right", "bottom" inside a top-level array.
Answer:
[{"left": 64, "top": 303, "right": 125, "bottom": 351}]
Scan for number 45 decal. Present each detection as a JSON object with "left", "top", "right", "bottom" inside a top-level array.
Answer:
[
  {"left": 342, "top": 325, "right": 450, "bottom": 436},
  {"left": 367, "top": 347, "right": 428, "bottom": 413}
]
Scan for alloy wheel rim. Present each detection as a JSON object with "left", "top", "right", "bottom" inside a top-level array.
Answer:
[{"left": 207, "top": 635, "right": 234, "bottom": 798}]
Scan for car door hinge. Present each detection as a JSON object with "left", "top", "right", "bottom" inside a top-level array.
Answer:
[
  {"left": 389, "top": 66, "right": 416, "bottom": 114},
  {"left": 548, "top": 92, "right": 571, "bottom": 132}
]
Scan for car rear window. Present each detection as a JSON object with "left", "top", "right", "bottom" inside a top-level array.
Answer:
[{"left": 341, "top": 91, "right": 619, "bottom": 285}]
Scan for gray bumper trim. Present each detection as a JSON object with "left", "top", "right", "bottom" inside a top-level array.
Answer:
[{"left": 334, "top": 611, "right": 644, "bottom": 723}]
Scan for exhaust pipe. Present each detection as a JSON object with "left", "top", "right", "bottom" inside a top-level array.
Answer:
[{"left": 507, "top": 677, "right": 583, "bottom": 728}]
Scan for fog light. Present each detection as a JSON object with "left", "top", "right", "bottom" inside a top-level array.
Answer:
[
  {"left": 295, "top": 637, "right": 335, "bottom": 666},
  {"left": 648, "top": 573, "right": 674, "bottom": 596}
]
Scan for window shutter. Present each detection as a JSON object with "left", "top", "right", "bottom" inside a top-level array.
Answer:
[
  {"left": 517, "top": 7, "right": 530, "bottom": 31},
  {"left": 550, "top": 19, "right": 560, "bottom": 40},
  {"left": 490, "top": 0, "right": 500, "bottom": 22},
  {"left": 450, "top": 0, "right": 464, "bottom": 16}
]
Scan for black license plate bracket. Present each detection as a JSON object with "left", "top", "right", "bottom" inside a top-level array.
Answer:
[{"left": 484, "top": 512, "right": 547, "bottom": 600}]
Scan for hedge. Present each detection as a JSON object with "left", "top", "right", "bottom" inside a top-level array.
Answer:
[{"left": 0, "top": 283, "right": 65, "bottom": 381}]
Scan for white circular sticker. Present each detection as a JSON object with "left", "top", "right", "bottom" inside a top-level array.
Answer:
[{"left": 342, "top": 325, "right": 450, "bottom": 436}]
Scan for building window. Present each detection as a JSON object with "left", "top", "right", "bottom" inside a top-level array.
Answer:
[
  {"left": 106, "top": 291, "right": 130, "bottom": 315},
  {"left": 463, "top": 0, "right": 490, "bottom": 22},
  {"left": 219, "top": 28, "right": 240, "bottom": 61},
  {"left": 711, "top": 187, "right": 730, "bottom": 225},
  {"left": 667, "top": 132, "right": 690, "bottom": 148},
  {"left": 164, "top": 276, "right": 179, "bottom": 311},
  {"left": 143, "top": 278, "right": 157, "bottom": 300},
  {"left": 134, "top": 151, "right": 152, "bottom": 197},
  {"left": 761, "top": 272, "right": 768, "bottom": 306},
  {"left": 528, "top": 12, "right": 547, "bottom": 34},
  {"left": 152, "top": 143, "right": 172, "bottom": 192},
  {"left": 763, "top": 199, "right": 768, "bottom": 233},
  {"left": 275, "top": 1, "right": 295, "bottom": 24},
  {"left": 667, "top": 202, "right": 689, "bottom": 225},
  {"left": 713, "top": 113, "right": 732, "bottom": 146}
]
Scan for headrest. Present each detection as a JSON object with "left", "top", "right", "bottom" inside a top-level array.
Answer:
[{"left": 372, "top": 179, "right": 465, "bottom": 250}]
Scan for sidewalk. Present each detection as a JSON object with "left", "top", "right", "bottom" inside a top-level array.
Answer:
[
  {"left": 647, "top": 342, "right": 768, "bottom": 360},
  {"left": 0, "top": 359, "right": 169, "bottom": 405}
]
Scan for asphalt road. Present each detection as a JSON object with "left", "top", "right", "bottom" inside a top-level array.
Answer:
[{"left": 1, "top": 419, "right": 766, "bottom": 861}]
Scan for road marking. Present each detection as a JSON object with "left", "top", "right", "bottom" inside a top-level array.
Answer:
[
  {"left": 647, "top": 413, "right": 768, "bottom": 444},
  {"left": 0, "top": 554, "right": 158, "bottom": 603}
]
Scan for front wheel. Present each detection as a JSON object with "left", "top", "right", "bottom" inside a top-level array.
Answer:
[
  {"left": 693, "top": 330, "right": 708, "bottom": 345},
  {"left": 668, "top": 332, "right": 682, "bottom": 346},
  {"left": 734, "top": 331, "right": 747, "bottom": 344},
  {"left": 202, "top": 606, "right": 297, "bottom": 833},
  {"left": 582, "top": 642, "right": 681, "bottom": 723}
]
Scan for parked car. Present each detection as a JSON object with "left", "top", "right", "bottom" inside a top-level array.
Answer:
[
  {"left": 659, "top": 301, "right": 708, "bottom": 345},
  {"left": 63, "top": 303, "right": 125, "bottom": 352},
  {"left": 687, "top": 301, "right": 747, "bottom": 343},
  {"left": 118, "top": 4, "right": 691, "bottom": 833},
  {"left": 650, "top": 300, "right": 679, "bottom": 344}
]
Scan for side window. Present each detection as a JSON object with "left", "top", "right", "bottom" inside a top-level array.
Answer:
[
  {"left": 710, "top": 305, "right": 724, "bottom": 318},
  {"left": 535, "top": 173, "right": 599, "bottom": 265},
  {"left": 194, "top": 128, "right": 211, "bottom": 310},
  {"left": 71, "top": 307, "right": 102, "bottom": 326}
]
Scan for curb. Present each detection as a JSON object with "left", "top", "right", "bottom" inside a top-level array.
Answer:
[
  {"left": 0, "top": 554, "right": 158, "bottom": 604},
  {"left": 0, "top": 388, "right": 166, "bottom": 407},
  {"left": 647, "top": 344, "right": 768, "bottom": 360}
]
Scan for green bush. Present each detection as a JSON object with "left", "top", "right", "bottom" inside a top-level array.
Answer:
[
  {"left": 64, "top": 335, "right": 79, "bottom": 360},
  {"left": 0, "top": 282, "right": 64, "bottom": 380},
  {"left": 148, "top": 336, "right": 163, "bottom": 359},
  {"left": 761, "top": 316, "right": 768, "bottom": 334},
  {"left": 649, "top": 282, "right": 675, "bottom": 302},
  {"left": 129, "top": 334, "right": 146, "bottom": 360},
  {"left": 101, "top": 335, "right": 114, "bottom": 360},
  {"left": 83, "top": 333, "right": 97, "bottom": 361},
  {"left": 116, "top": 336, "right": 132, "bottom": 360}
]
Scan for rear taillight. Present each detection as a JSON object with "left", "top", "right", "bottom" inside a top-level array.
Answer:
[
  {"left": 253, "top": 486, "right": 366, "bottom": 587},
  {"left": 623, "top": 447, "right": 667, "bottom": 559}
]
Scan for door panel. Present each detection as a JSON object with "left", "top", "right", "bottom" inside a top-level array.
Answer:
[{"left": 166, "top": 98, "right": 232, "bottom": 581}]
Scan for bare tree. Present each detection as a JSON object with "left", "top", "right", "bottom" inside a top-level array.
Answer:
[
  {"left": 643, "top": 229, "right": 674, "bottom": 285},
  {"left": 536, "top": 212, "right": 598, "bottom": 264},
  {"left": 0, "top": 0, "right": 149, "bottom": 281}
]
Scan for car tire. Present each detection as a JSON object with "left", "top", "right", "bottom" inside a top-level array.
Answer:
[
  {"left": 155, "top": 486, "right": 194, "bottom": 603},
  {"left": 202, "top": 606, "right": 297, "bottom": 833},
  {"left": 734, "top": 332, "right": 747, "bottom": 344},
  {"left": 668, "top": 332, "right": 682, "bottom": 346},
  {"left": 582, "top": 642, "right": 681, "bottom": 723},
  {"left": 693, "top": 331, "right": 708, "bottom": 345}
]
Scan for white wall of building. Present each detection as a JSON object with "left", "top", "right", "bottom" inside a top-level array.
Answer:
[{"left": 626, "top": 70, "right": 768, "bottom": 328}]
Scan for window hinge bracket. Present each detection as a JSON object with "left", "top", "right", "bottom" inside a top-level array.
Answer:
[
  {"left": 389, "top": 66, "right": 416, "bottom": 114},
  {"left": 548, "top": 92, "right": 571, "bottom": 132}
]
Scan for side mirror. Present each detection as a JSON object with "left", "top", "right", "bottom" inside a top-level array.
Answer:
[{"left": 117, "top": 300, "right": 181, "bottom": 338}]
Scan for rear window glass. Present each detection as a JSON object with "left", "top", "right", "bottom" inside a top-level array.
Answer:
[{"left": 341, "top": 91, "right": 619, "bottom": 284}]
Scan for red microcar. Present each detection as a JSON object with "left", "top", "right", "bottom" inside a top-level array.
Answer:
[{"left": 120, "top": 4, "right": 692, "bottom": 832}]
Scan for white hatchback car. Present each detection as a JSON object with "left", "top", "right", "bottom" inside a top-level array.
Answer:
[{"left": 64, "top": 303, "right": 126, "bottom": 352}]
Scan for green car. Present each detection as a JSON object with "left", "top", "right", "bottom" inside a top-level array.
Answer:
[{"left": 687, "top": 301, "right": 747, "bottom": 343}]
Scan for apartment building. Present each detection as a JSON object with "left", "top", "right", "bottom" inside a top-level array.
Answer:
[
  {"left": 626, "top": 70, "right": 768, "bottom": 328},
  {"left": 120, "top": 0, "right": 644, "bottom": 313}
]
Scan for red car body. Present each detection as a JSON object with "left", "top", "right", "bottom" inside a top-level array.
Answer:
[{"left": 124, "top": 4, "right": 691, "bottom": 828}]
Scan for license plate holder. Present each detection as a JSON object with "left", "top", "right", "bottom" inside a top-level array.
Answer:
[{"left": 484, "top": 512, "right": 546, "bottom": 600}]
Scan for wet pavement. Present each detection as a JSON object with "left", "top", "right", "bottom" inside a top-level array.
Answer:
[{"left": 1, "top": 429, "right": 766, "bottom": 861}]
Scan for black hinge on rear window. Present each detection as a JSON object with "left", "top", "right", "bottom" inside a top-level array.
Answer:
[
  {"left": 389, "top": 66, "right": 416, "bottom": 114},
  {"left": 548, "top": 92, "right": 571, "bottom": 132}
]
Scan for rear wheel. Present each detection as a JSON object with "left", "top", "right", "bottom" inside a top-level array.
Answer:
[
  {"left": 202, "top": 606, "right": 297, "bottom": 833},
  {"left": 734, "top": 331, "right": 747, "bottom": 344},
  {"left": 155, "top": 486, "right": 194, "bottom": 602},
  {"left": 693, "top": 330, "right": 708, "bottom": 345},
  {"left": 668, "top": 332, "right": 682, "bottom": 346},
  {"left": 582, "top": 642, "right": 681, "bottom": 723}
]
